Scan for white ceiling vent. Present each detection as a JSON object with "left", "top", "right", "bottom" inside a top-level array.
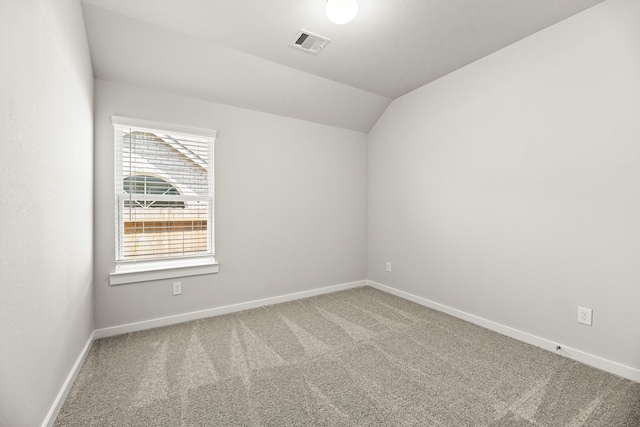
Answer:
[{"left": 289, "top": 30, "right": 330, "bottom": 55}]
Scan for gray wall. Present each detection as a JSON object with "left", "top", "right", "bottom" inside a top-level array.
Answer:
[
  {"left": 0, "top": 1, "right": 94, "bottom": 426},
  {"left": 368, "top": 0, "right": 640, "bottom": 371},
  {"left": 94, "top": 80, "right": 368, "bottom": 329}
]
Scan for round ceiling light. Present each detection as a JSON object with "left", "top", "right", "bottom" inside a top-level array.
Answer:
[{"left": 325, "top": 0, "right": 358, "bottom": 25}]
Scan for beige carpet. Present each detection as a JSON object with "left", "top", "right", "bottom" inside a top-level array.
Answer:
[{"left": 54, "top": 286, "right": 640, "bottom": 426}]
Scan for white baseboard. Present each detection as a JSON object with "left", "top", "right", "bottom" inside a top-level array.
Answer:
[
  {"left": 367, "top": 280, "right": 640, "bottom": 383},
  {"left": 42, "top": 331, "right": 95, "bottom": 427},
  {"left": 94, "top": 280, "right": 367, "bottom": 339}
]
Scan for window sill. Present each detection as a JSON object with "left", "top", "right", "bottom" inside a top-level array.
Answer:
[{"left": 109, "top": 257, "right": 219, "bottom": 285}]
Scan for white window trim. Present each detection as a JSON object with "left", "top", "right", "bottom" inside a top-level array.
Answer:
[
  {"left": 109, "top": 256, "right": 219, "bottom": 286},
  {"left": 110, "top": 116, "right": 218, "bottom": 285},
  {"left": 111, "top": 115, "right": 217, "bottom": 139}
]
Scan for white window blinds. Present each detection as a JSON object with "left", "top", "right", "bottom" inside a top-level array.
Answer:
[{"left": 113, "top": 117, "right": 215, "bottom": 263}]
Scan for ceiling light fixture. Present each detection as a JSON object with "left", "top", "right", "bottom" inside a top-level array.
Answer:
[{"left": 325, "top": 0, "right": 358, "bottom": 24}]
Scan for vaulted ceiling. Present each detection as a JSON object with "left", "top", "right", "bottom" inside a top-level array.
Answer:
[{"left": 81, "top": 0, "right": 605, "bottom": 132}]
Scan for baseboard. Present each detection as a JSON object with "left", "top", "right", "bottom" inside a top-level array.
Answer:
[
  {"left": 42, "top": 331, "right": 95, "bottom": 427},
  {"left": 94, "top": 280, "right": 367, "bottom": 339},
  {"left": 367, "top": 280, "right": 640, "bottom": 384}
]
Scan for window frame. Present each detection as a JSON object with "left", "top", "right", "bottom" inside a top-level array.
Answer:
[{"left": 109, "top": 116, "right": 218, "bottom": 285}]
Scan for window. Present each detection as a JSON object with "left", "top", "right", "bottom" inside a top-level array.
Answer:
[
  {"left": 123, "top": 175, "right": 185, "bottom": 208},
  {"left": 111, "top": 117, "right": 217, "bottom": 284}
]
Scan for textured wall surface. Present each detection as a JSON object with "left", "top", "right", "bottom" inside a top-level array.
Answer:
[
  {"left": 368, "top": 0, "right": 640, "bottom": 372},
  {"left": 0, "top": 1, "right": 94, "bottom": 426},
  {"left": 93, "top": 80, "right": 368, "bottom": 330}
]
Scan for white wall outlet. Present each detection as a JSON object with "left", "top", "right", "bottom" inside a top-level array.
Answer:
[
  {"left": 577, "top": 306, "right": 592, "bottom": 326},
  {"left": 172, "top": 282, "right": 182, "bottom": 296},
  {"left": 385, "top": 262, "right": 391, "bottom": 272}
]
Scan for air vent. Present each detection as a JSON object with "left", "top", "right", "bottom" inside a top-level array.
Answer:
[{"left": 289, "top": 30, "right": 330, "bottom": 55}]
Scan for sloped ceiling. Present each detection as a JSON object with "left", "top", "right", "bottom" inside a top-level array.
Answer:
[{"left": 81, "top": 0, "right": 605, "bottom": 132}]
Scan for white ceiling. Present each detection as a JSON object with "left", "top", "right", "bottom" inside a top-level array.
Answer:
[{"left": 81, "top": 0, "right": 605, "bottom": 132}]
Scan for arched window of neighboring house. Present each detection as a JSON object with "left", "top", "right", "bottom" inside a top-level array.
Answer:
[{"left": 123, "top": 175, "right": 185, "bottom": 208}]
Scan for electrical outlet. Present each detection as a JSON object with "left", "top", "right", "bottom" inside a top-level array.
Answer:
[
  {"left": 385, "top": 262, "right": 391, "bottom": 272},
  {"left": 172, "top": 282, "right": 182, "bottom": 296},
  {"left": 577, "top": 306, "right": 592, "bottom": 326}
]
